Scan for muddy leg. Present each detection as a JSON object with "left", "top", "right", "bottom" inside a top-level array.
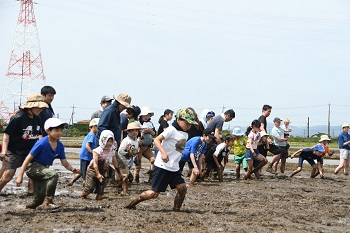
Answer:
[
  {"left": 125, "top": 190, "right": 159, "bottom": 209},
  {"left": 289, "top": 167, "right": 302, "bottom": 178},
  {"left": 235, "top": 164, "right": 240, "bottom": 180},
  {"left": 67, "top": 174, "right": 81, "bottom": 186},
  {"left": 173, "top": 184, "right": 187, "bottom": 211},
  {"left": 334, "top": 159, "right": 345, "bottom": 174}
]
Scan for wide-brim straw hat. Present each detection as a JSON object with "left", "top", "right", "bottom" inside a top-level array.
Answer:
[
  {"left": 319, "top": 135, "right": 331, "bottom": 142},
  {"left": 20, "top": 94, "right": 48, "bottom": 109},
  {"left": 125, "top": 121, "right": 142, "bottom": 131},
  {"left": 115, "top": 93, "right": 131, "bottom": 108}
]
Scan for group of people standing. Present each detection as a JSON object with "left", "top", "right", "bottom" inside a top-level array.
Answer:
[{"left": 1, "top": 90, "right": 350, "bottom": 212}]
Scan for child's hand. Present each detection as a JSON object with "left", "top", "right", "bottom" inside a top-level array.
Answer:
[
  {"left": 97, "top": 174, "right": 104, "bottom": 183},
  {"left": 161, "top": 153, "right": 169, "bottom": 163},
  {"left": 193, "top": 167, "right": 200, "bottom": 176},
  {"left": 72, "top": 168, "right": 80, "bottom": 174},
  {"left": 16, "top": 176, "right": 23, "bottom": 186}
]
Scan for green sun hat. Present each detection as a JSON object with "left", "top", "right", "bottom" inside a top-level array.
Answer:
[{"left": 175, "top": 108, "right": 198, "bottom": 125}]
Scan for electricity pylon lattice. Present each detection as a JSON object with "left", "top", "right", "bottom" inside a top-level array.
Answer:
[{"left": 0, "top": 0, "right": 45, "bottom": 124}]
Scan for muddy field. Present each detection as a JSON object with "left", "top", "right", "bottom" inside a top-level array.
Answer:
[{"left": 0, "top": 158, "right": 349, "bottom": 233}]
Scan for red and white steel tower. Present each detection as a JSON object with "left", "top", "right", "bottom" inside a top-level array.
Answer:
[{"left": 0, "top": 0, "right": 45, "bottom": 124}]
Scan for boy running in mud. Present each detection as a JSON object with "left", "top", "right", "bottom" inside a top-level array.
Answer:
[
  {"left": 125, "top": 108, "right": 198, "bottom": 211},
  {"left": 16, "top": 118, "right": 80, "bottom": 209},
  {"left": 289, "top": 145, "right": 325, "bottom": 178},
  {"left": 203, "top": 134, "right": 234, "bottom": 182},
  {"left": 179, "top": 128, "right": 216, "bottom": 185}
]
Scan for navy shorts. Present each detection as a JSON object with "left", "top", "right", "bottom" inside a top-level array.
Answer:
[
  {"left": 80, "top": 159, "right": 91, "bottom": 180},
  {"left": 245, "top": 148, "right": 260, "bottom": 161},
  {"left": 298, "top": 155, "right": 315, "bottom": 167},
  {"left": 152, "top": 166, "right": 185, "bottom": 192}
]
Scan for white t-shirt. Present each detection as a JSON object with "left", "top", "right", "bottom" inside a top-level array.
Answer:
[
  {"left": 246, "top": 131, "right": 261, "bottom": 149},
  {"left": 214, "top": 143, "right": 227, "bottom": 157},
  {"left": 154, "top": 125, "right": 188, "bottom": 172},
  {"left": 118, "top": 135, "right": 139, "bottom": 157}
]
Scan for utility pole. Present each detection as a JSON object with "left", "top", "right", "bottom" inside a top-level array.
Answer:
[
  {"left": 222, "top": 105, "right": 225, "bottom": 113},
  {"left": 307, "top": 117, "right": 310, "bottom": 138},
  {"left": 328, "top": 102, "right": 331, "bottom": 137},
  {"left": 0, "top": 0, "right": 45, "bottom": 124},
  {"left": 69, "top": 105, "right": 75, "bottom": 126}
]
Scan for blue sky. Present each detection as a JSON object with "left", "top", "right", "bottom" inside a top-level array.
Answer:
[{"left": 1, "top": 0, "right": 350, "bottom": 132}]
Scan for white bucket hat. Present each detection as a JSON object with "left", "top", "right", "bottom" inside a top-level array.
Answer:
[{"left": 140, "top": 106, "right": 154, "bottom": 117}]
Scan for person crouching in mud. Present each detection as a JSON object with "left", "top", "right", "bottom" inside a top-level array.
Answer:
[{"left": 125, "top": 108, "right": 198, "bottom": 211}]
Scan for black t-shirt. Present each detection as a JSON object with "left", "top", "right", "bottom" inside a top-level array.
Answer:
[
  {"left": 205, "top": 142, "right": 230, "bottom": 167},
  {"left": 40, "top": 104, "right": 55, "bottom": 137},
  {"left": 258, "top": 115, "right": 267, "bottom": 132},
  {"left": 187, "top": 121, "right": 204, "bottom": 140},
  {"left": 4, "top": 111, "right": 42, "bottom": 156},
  {"left": 157, "top": 119, "right": 169, "bottom": 135}
]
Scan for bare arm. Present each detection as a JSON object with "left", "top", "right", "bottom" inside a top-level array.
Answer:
[
  {"left": 16, "top": 154, "right": 35, "bottom": 186},
  {"left": 1, "top": 133, "right": 9, "bottom": 154},
  {"left": 154, "top": 135, "right": 168, "bottom": 162},
  {"left": 85, "top": 142, "right": 93, "bottom": 154},
  {"left": 260, "top": 124, "right": 265, "bottom": 133},
  {"left": 291, "top": 149, "right": 303, "bottom": 158},
  {"left": 92, "top": 151, "right": 103, "bottom": 182},
  {"left": 214, "top": 128, "right": 221, "bottom": 144},
  {"left": 61, "top": 159, "right": 79, "bottom": 174},
  {"left": 112, "top": 156, "right": 122, "bottom": 178},
  {"left": 0, "top": 133, "right": 10, "bottom": 162}
]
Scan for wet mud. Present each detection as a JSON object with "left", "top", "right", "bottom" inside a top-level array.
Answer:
[{"left": 0, "top": 159, "right": 349, "bottom": 233}]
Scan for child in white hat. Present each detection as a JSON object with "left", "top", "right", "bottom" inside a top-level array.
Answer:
[
  {"left": 16, "top": 118, "right": 79, "bottom": 209},
  {"left": 117, "top": 121, "right": 142, "bottom": 195}
]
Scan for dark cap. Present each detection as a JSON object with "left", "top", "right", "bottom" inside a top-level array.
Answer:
[
  {"left": 273, "top": 117, "right": 282, "bottom": 123},
  {"left": 206, "top": 111, "right": 215, "bottom": 118},
  {"left": 203, "top": 128, "right": 216, "bottom": 139},
  {"left": 100, "top": 95, "right": 113, "bottom": 103},
  {"left": 127, "top": 105, "right": 141, "bottom": 117}
]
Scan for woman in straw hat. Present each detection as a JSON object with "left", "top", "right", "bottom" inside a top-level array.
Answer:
[
  {"left": 97, "top": 92, "right": 132, "bottom": 148},
  {"left": 0, "top": 94, "right": 48, "bottom": 194},
  {"left": 134, "top": 106, "right": 156, "bottom": 183}
]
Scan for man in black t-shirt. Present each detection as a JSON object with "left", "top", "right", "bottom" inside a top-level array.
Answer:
[{"left": 257, "top": 104, "right": 281, "bottom": 174}]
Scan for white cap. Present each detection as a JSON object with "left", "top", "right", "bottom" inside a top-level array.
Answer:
[
  {"left": 44, "top": 118, "right": 68, "bottom": 131},
  {"left": 89, "top": 118, "right": 99, "bottom": 127}
]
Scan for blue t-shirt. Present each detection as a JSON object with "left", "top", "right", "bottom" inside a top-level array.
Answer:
[
  {"left": 181, "top": 136, "right": 207, "bottom": 162},
  {"left": 30, "top": 136, "right": 66, "bottom": 166},
  {"left": 79, "top": 132, "right": 97, "bottom": 161},
  {"left": 338, "top": 132, "right": 350, "bottom": 150}
]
